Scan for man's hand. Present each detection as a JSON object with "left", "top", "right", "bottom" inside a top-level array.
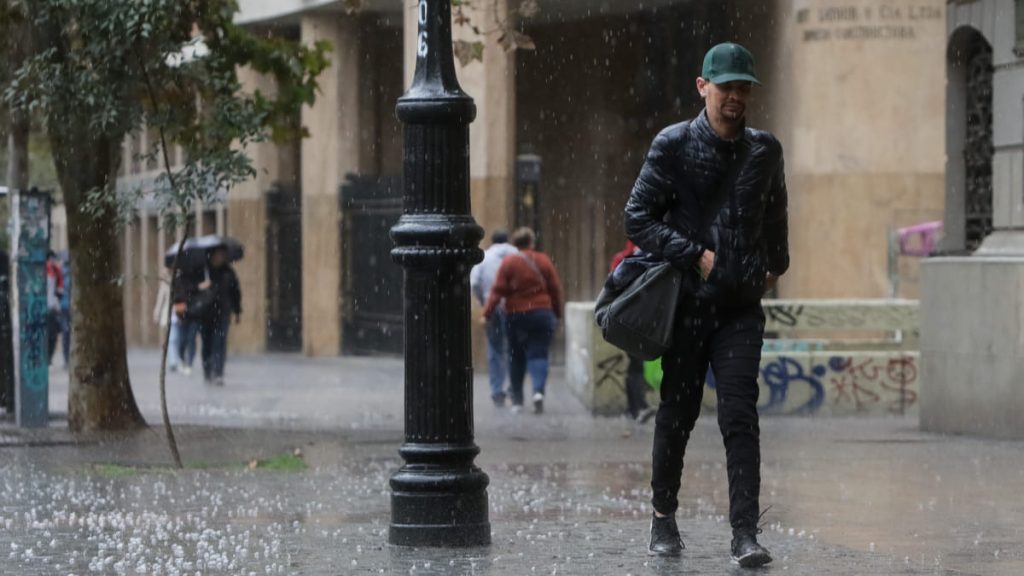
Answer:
[
  {"left": 698, "top": 249, "right": 716, "bottom": 280},
  {"left": 765, "top": 273, "right": 779, "bottom": 293},
  {"left": 479, "top": 315, "right": 488, "bottom": 326},
  {"left": 198, "top": 280, "right": 211, "bottom": 291}
]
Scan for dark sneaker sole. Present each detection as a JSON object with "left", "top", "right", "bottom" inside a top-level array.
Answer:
[{"left": 731, "top": 551, "right": 772, "bottom": 568}]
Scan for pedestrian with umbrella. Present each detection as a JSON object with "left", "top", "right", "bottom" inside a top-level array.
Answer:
[
  {"left": 195, "top": 245, "right": 241, "bottom": 386},
  {"left": 168, "top": 236, "right": 243, "bottom": 384}
]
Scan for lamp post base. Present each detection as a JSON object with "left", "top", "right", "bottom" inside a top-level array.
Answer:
[{"left": 389, "top": 461, "right": 490, "bottom": 547}]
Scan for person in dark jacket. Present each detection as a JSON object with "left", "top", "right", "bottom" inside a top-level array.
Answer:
[
  {"left": 171, "top": 261, "right": 204, "bottom": 376},
  {"left": 625, "top": 43, "right": 788, "bottom": 567},
  {"left": 197, "top": 247, "right": 241, "bottom": 386}
]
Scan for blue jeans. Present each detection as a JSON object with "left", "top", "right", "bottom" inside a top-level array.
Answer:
[
  {"left": 179, "top": 320, "right": 199, "bottom": 367},
  {"left": 506, "top": 309, "right": 557, "bottom": 405},
  {"left": 166, "top": 315, "right": 182, "bottom": 368},
  {"left": 486, "top": 310, "right": 508, "bottom": 402},
  {"left": 200, "top": 319, "right": 230, "bottom": 380}
]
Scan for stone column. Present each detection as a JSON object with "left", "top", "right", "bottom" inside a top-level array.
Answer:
[
  {"left": 301, "top": 14, "right": 363, "bottom": 357},
  {"left": 228, "top": 67, "right": 284, "bottom": 355},
  {"left": 455, "top": 0, "right": 516, "bottom": 238},
  {"left": 921, "top": 0, "right": 1024, "bottom": 439},
  {"left": 140, "top": 206, "right": 151, "bottom": 345}
]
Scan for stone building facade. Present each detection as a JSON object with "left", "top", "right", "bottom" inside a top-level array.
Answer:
[
  {"left": 118, "top": 0, "right": 948, "bottom": 357},
  {"left": 921, "top": 0, "right": 1024, "bottom": 439}
]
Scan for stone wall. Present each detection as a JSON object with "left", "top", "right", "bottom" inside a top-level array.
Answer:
[{"left": 762, "top": 0, "right": 947, "bottom": 300}]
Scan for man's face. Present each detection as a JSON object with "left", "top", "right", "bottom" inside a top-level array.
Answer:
[
  {"left": 210, "top": 249, "right": 227, "bottom": 267},
  {"left": 697, "top": 78, "right": 753, "bottom": 124}
]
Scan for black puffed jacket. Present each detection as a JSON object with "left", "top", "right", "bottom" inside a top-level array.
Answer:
[{"left": 624, "top": 110, "right": 789, "bottom": 306}]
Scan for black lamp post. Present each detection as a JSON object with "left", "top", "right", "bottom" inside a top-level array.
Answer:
[{"left": 388, "top": 0, "right": 490, "bottom": 547}]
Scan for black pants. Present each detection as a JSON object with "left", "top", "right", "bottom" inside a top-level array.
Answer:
[
  {"left": 200, "top": 318, "right": 230, "bottom": 380},
  {"left": 650, "top": 296, "right": 765, "bottom": 533},
  {"left": 625, "top": 354, "right": 649, "bottom": 418}
]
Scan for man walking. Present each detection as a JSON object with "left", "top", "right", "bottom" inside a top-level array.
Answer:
[
  {"left": 470, "top": 229, "right": 517, "bottom": 407},
  {"left": 624, "top": 43, "right": 789, "bottom": 567},
  {"left": 197, "top": 246, "right": 241, "bottom": 386}
]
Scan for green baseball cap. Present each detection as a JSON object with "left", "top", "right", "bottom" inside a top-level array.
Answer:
[{"left": 701, "top": 42, "right": 761, "bottom": 85}]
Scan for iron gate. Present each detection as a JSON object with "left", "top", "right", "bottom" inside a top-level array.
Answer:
[
  {"left": 266, "top": 184, "right": 303, "bottom": 352},
  {"left": 964, "top": 41, "right": 993, "bottom": 251},
  {"left": 340, "top": 174, "right": 404, "bottom": 355}
]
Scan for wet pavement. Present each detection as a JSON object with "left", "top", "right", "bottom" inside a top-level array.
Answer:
[{"left": 0, "top": 351, "right": 1021, "bottom": 574}]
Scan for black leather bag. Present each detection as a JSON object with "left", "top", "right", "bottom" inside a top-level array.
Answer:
[
  {"left": 594, "top": 253, "right": 682, "bottom": 361},
  {"left": 185, "top": 289, "right": 214, "bottom": 321},
  {"left": 184, "top": 267, "right": 215, "bottom": 321}
]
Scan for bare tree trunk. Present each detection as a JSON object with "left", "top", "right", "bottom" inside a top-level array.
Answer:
[{"left": 51, "top": 124, "right": 145, "bottom": 432}]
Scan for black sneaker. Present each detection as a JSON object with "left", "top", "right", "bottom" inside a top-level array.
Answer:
[
  {"left": 730, "top": 531, "right": 771, "bottom": 567},
  {"left": 648, "top": 513, "right": 684, "bottom": 556}
]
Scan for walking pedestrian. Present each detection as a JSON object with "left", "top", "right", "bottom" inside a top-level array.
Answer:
[
  {"left": 45, "top": 251, "right": 64, "bottom": 365},
  {"left": 171, "top": 260, "right": 202, "bottom": 377},
  {"left": 482, "top": 227, "right": 563, "bottom": 415},
  {"left": 624, "top": 43, "right": 789, "bottom": 567},
  {"left": 470, "top": 229, "right": 518, "bottom": 408},
  {"left": 608, "top": 240, "right": 656, "bottom": 424},
  {"left": 59, "top": 255, "right": 71, "bottom": 368},
  {"left": 196, "top": 246, "right": 241, "bottom": 386},
  {"left": 153, "top": 265, "right": 181, "bottom": 372}
]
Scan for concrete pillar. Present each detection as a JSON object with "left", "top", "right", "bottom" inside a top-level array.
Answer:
[
  {"left": 228, "top": 66, "right": 284, "bottom": 355},
  {"left": 216, "top": 204, "right": 226, "bottom": 237},
  {"left": 122, "top": 218, "right": 135, "bottom": 345},
  {"left": 920, "top": 0, "right": 1024, "bottom": 439},
  {"left": 760, "top": 0, "right": 946, "bottom": 298},
  {"left": 301, "top": 14, "right": 363, "bottom": 356},
  {"left": 457, "top": 0, "right": 516, "bottom": 238},
  {"left": 140, "top": 206, "right": 150, "bottom": 345}
]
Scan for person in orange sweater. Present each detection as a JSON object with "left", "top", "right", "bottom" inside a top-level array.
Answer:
[{"left": 483, "top": 227, "right": 563, "bottom": 414}]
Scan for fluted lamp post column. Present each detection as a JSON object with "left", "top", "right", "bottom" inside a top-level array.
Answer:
[{"left": 388, "top": 0, "right": 490, "bottom": 547}]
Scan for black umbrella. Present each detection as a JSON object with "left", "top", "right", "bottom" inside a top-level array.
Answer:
[{"left": 164, "top": 235, "right": 244, "bottom": 269}]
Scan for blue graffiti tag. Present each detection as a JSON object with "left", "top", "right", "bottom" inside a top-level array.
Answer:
[{"left": 759, "top": 357, "right": 826, "bottom": 415}]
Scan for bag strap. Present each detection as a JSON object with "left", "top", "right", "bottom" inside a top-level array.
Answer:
[{"left": 515, "top": 252, "right": 549, "bottom": 294}]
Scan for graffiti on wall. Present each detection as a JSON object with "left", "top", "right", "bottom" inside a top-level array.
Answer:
[
  {"left": 585, "top": 348, "right": 920, "bottom": 417},
  {"left": 566, "top": 301, "right": 921, "bottom": 418},
  {"left": 16, "top": 191, "right": 50, "bottom": 427},
  {"left": 763, "top": 301, "right": 918, "bottom": 332},
  {"left": 704, "top": 353, "right": 919, "bottom": 416}
]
